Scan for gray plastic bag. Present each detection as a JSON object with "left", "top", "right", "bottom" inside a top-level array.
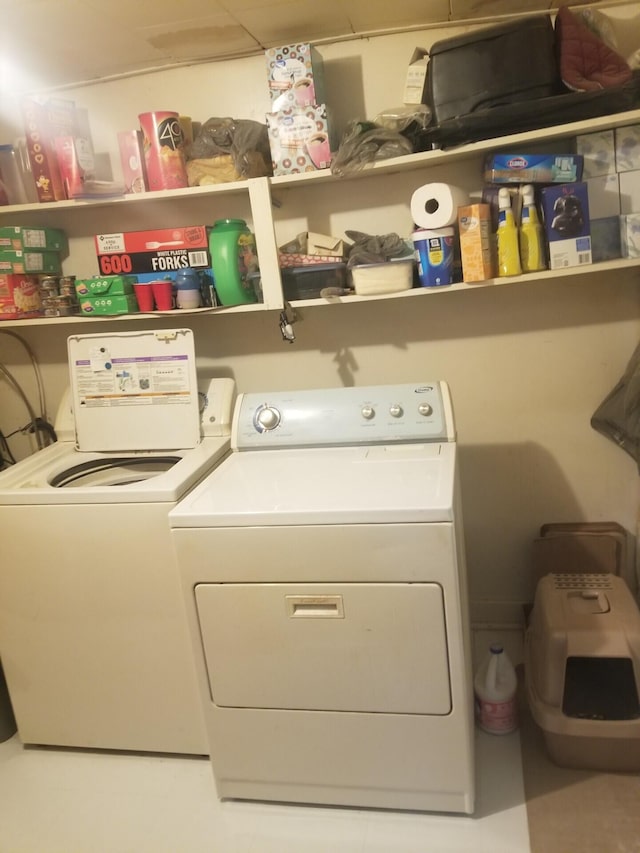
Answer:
[{"left": 591, "top": 340, "right": 640, "bottom": 466}]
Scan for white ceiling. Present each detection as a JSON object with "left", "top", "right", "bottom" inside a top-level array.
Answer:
[{"left": 0, "top": 0, "right": 609, "bottom": 94}]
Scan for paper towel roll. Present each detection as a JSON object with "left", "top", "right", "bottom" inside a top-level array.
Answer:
[{"left": 410, "top": 183, "right": 469, "bottom": 229}]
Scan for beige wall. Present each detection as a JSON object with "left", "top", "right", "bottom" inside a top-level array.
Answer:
[{"left": 1, "top": 8, "right": 639, "bottom": 616}]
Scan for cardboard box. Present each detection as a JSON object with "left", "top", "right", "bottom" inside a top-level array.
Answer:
[
  {"left": 618, "top": 169, "right": 640, "bottom": 214},
  {"left": 118, "top": 130, "right": 147, "bottom": 194},
  {"left": 540, "top": 182, "right": 592, "bottom": 270},
  {"left": 279, "top": 231, "right": 344, "bottom": 257},
  {"left": 0, "top": 273, "right": 42, "bottom": 319},
  {"left": 458, "top": 203, "right": 495, "bottom": 283},
  {"left": 484, "top": 153, "right": 583, "bottom": 184},
  {"left": 265, "top": 43, "right": 325, "bottom": 110},
  {"left": 94, "top": 226, "right": 210, "bottom": 276},
  {"left": 577, "top": 129, "right": 616, "bottom": 179},
  {"left": 620, "top": 213, "right": 640, "bottom": 258},
  {"left": 75, "top": 275, "right": 137, "bottom": 297},
  {"left": 615, "top": 124, "right": 640, "bottom": 172},
  {"left": 78, "top": 294, "right": 139, "bottom": 316},
  {"left": 587, "top": 174, "right": 620, "bottom": 218},
  {"left": 591, "top": 216, "right": 622, "bottom": 262},
  {"left": 21, "top": 96, "right": 76, "bottom": 202},
  {"left": 0, "top": 226, "right": 67, "bottom": 254},
  {"left": 266, "top": 105, "right": 332, "bottom": 176},
  {"left": 403, "top": 48, "right": 429, "bottom": 105},
  {"left": 0, "top": 249, "right": 62, "bottom": 275}
]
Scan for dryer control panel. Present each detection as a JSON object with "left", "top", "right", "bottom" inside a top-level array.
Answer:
[{"left": 232, "top": 382, "right": 455, "bottom": 450}]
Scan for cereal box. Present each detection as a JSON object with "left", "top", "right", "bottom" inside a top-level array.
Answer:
[
  {"left": 540, "top": 182, "right": 592, "bottom": 270},
  {"left": 458, "top": 203, "right": 495, "bottom": 282}
]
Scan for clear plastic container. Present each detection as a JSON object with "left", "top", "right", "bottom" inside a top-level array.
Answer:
[
  {"left": 0, "top": 144, "right": 30, "bottom": 206},
  {"left": 474, "top": 642, "right": 518, "bottom": 735},
  {"left": 281, "top": 262, "right": 347, "bottom": 299}
]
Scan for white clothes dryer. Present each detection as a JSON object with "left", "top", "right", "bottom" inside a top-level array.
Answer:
[
  {"left": 170, "top": 381, "right": 475, "bottom": 813},
  {"left": 0, "top": 329, "right": 235, "bottom": 754}
]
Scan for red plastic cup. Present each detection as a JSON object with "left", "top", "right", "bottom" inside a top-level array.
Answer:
[
  {"left": 150, "top": 279, "right": 174, "bottom": 311},
  {"left": 133, "top": 282, "right": 154, "bottom": 312}
]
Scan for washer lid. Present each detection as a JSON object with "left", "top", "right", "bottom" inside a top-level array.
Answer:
[
  {"left": 169, "top": 442, "right": 456, "bottom": 526},
  {"left": 67, "top": 329, "right": 200, "bottom": 452}
]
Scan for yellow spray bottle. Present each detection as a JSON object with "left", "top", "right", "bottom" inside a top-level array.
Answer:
[
  {"left": 497, "top": 187, "right": 521, "bottom": 277},
  {"left": 519, "top": 184, "right": 547, "bottom": 273}
]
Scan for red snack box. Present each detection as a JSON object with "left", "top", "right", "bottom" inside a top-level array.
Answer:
[{"left": 0, "top": 274, "right": 43, "bottom": 319}]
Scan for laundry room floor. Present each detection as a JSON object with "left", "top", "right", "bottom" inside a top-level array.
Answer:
[{"left": 0, "top": 723, "right": 529, "bottom": 853}]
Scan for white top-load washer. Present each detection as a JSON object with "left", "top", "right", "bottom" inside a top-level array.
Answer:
[
  {"left": 0, "top": 329, "right": 235, "bottom": 754},
  {"left": 170, "top": 381, "right": 475, "bottom": 813}
]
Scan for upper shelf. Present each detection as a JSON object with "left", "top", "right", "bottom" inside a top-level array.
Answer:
[{"left": 2, "top": 108, "right": 640, "bottom": 217}]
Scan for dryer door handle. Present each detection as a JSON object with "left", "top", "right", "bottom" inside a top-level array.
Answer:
[{"left": 285, "top": 595, "right": 345, "bottom": 618}]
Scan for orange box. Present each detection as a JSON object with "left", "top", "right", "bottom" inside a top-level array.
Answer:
[
  {"left": 0, "top": 274, "right": 43, "bottom": 319},
  {"left": 458, "top": 203, "right": 495, "bottom": 283}
]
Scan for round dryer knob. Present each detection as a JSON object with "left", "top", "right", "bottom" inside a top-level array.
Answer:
[
  {"left": 361, "top": 405, "right": 375, "bottom": 420},
  {"left": 255, "top": 405, "right": 281, "bottom": 431},
  {"left": 418, "top": 403, "right": 433, "bottom": 417},
  {"left": 389, "top": 404, "right": 403, "bottom": 418}
]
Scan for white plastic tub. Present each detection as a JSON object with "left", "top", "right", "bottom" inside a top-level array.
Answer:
[{"left": 351, "top": 260, "right": 414, "bottom": 296}]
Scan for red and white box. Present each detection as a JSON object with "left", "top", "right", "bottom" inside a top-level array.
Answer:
[
  {"left": 21, "top": 96, "right": 76, "bottom": 202},
  {"left": 0, "top": 274, "right": 43, "bottom": 320},
  {"left": 95, "top": 226, "right": 210, "bottom": 276}
]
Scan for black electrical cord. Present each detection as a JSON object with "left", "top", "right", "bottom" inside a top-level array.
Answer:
[{"left": 0, "top": 430, "right": 17, "bottom": 467}]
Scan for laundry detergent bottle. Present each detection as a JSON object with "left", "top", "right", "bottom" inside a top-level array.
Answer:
[
  {"left": 496, "top": 187, "right": 522, "bottom": 277},
  {"left": 518, "top": 184, "right": 547, "bottom": 273},
  {"left": 208, "top": 218, "right": 258, "bottom": 306},
  {"left": 474, "top": 642, "right": 518, "bottom": 735}
]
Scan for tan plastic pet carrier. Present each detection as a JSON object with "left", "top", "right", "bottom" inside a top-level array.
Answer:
[{"left": 525, "top": 573, "right": 640, "bottom": 772}]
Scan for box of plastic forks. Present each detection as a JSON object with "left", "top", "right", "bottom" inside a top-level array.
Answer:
[{"left": 94, "top": 226, "right": 211, "bottom": 276}]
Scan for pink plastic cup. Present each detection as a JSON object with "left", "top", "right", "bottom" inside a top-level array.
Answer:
[
  {"left": 150, "top": 279, "right": 174, "bottom": 311},
  {"left": 133, "top": 282, "right": 154, "bottom": 312}
]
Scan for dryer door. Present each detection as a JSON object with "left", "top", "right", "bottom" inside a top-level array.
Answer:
[{"left": 194, "top": 582, "right": 451, "bottom": 715}]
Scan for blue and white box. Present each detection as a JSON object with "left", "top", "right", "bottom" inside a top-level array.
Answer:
[{"left": 540, "top": 182, "right": 592, "bottom": 270}]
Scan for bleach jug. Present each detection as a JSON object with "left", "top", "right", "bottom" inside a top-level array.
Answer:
[
  {"left": 208, "top": 218, "right": 258, "bottom": 306},
  {"left": 474, "top": 642, "right": 518, "bottom": 734}
]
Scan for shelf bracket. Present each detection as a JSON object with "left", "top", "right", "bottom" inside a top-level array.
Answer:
[{"left": 279, "top": 303, "right": 297, "bottom": 343}]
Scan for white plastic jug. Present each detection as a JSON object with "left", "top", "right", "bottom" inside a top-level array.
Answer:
[{"left": 474, "top": 642, "right": 518, "bottom": 735}]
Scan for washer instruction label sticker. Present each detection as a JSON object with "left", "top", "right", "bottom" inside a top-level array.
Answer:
[{"left": 73, "top": 353, "right": 192, "bottom": 406}]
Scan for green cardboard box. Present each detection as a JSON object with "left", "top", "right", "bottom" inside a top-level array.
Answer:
[
  {"left": 79, "top": 294, "right": 139, "bottom": 315},
  {"left": 0, "top": 226, "right": 68, "bottom": 255},
  {"left": 75, "top": 275, "right": 137, "bottom": 297},
  {"left": 0, "top": 249, "right": 62, "bottom": 275}
]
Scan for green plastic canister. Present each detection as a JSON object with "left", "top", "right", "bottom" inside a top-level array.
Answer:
[{"left": 208, "top": 219, "right": 258, "bottom": 306}]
